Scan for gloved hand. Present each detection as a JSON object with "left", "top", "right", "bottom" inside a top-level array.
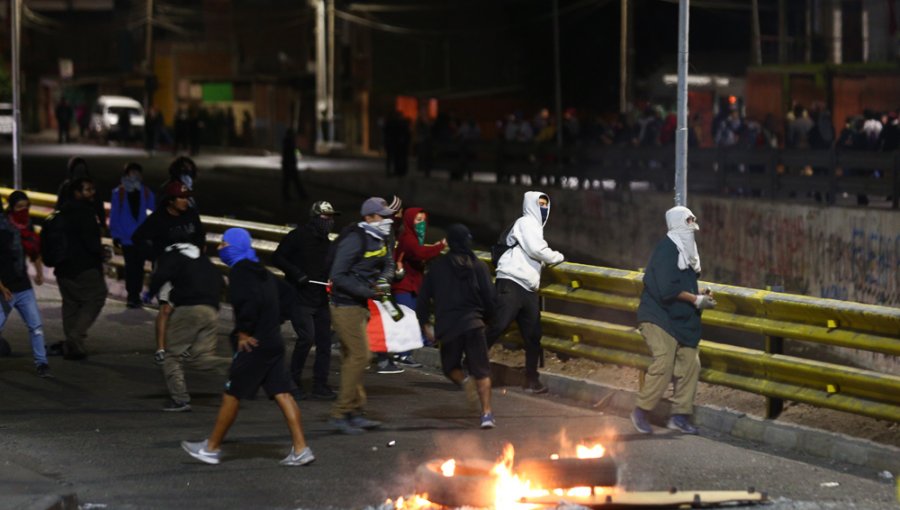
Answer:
[
  {"left": 154, "top": 349, "right": 166, "bottom": 365},
  {"left": 374, "top": 278, "right": 391, "bottom": 296},
  {"left": 694, "top": 294, "right": 717, "bottom": 310}
]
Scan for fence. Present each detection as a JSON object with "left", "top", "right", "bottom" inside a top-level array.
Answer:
[
  {"left": 3, "top": 187, "right": 899, "bottom": 423},
  {"left": 427, "top": 141, "right": 900, "bottom": 209}
]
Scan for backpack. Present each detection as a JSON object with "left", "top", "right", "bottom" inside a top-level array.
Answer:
[
  {"left": 40, "top": 210, "right": 68, "bottom": 267},
  {"left": 490, "top": 220, "right": 519, "bottom": 267}
]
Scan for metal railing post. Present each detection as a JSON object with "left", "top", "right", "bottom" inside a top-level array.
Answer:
[{"left": 764, "top": 334, "right": 785, "bottom": 419}]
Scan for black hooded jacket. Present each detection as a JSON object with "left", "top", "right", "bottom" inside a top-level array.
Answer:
[
  {"left": 228, "top": 259, "right": 284, "bottom": 350},
  {"left": 417, "top": 225, "right": 495, "bottom": 340},
  {"left": 272, "top": 221, "right": 331, "bottom": 307}
]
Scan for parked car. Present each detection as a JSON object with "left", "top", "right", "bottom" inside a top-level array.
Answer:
[
  {"left": 89, "top": 95, "right": 145, "bottom": 142},
  {"left": 0, "top": 103, "right": 13, "bottom": 138}
]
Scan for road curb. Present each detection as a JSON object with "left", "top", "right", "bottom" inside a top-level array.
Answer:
[
  {"left": 0, "top": 461, "right": 78, "bottom": 510},
  {"left": 411, "top": 346, "right": 900, "bottom": 474}
]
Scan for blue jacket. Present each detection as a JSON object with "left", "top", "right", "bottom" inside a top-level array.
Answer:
[
  {"left": 110, "top": 185, "right": 155, "bottom": 246},
  {"left": 636, "top": 237, "right": 703, "bottom": 347}
]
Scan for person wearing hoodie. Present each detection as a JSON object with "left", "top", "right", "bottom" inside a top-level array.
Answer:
[
  {"left": 110, "top": 162, "right": 155, "bottom": 308},
  {"left": 630, "top": 206, "right": 715, "bottom": 436},
  {"left": 148, "top": 240, "right": 226, "bottom": 412},
  {"left": 417, "top": 224, "right": 496, "bottom": 429},
  {"left": 0, "top": 191, "right": 51, "bottom": 377},
  {"left": 55, "top": 157, "right": 107, "bottom": 231},
  {"left": 327, "top": 197, "right": 395, "bottom": 435},
  {"left": 182, "top": 228, "right": 314, "bottom": 467},
  {"left": 485, "top": 191, "right": 564, "bottom": 394},
  {"left": 271, "top": 200, "right": 339, "bottom": 400},
  {"left": 372, "top": 207, "right": 446, "bottom": 372}
]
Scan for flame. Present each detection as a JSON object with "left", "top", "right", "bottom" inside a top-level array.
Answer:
[
  {"left": 440, "top": 459, "right": 456, "bottom": 477},
  {"left": 549, "top": 453, "right": 560, "bottom": 460},
  {"left": 575, "top": 442, "right": 606, "bottom": 459},
  {"left": 391, "top": 495, "right": 434, "bottom": 509}
]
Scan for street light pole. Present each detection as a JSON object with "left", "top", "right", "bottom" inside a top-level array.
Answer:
[
  {"left": 674, "top": 0, "right": 690, "bottom": 207},
  {"left": 144, "top": 0, "right": 154, "bottom": 109},
  {"left": 315, "top": 0, "right": 326, "bottom": 151},
  {"left": 11, "top": 0, "right": 22, "bottom": 189},
  {"left": 326, "top": 0, "right": 335, "bottom": 144}
]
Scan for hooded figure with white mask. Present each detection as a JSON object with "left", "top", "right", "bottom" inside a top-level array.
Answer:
[
  {"left": 486, "top": 191, "right": 564, "bottom": 394},
  {"left": 631, "top": 206, "right": 716, "bottom": 436}
]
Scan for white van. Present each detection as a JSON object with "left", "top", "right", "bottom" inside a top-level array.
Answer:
[{"left": 89, "top": 95, "right": 145, "bottom": 141}]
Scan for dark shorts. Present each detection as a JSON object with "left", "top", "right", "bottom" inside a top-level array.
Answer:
[
  {"left": 439, "top": 327, "right": 491, "bottom": 380},
  {"left": 224, "top": 346, "right": 292, "bottom": 400}
]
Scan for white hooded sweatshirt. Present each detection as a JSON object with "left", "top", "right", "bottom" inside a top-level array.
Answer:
[
  {"left": 665, "top": 206, "right": 701, "bottom": 273},
  {"left": 496, "top": 191, "right": 565, "bottom": 292}
]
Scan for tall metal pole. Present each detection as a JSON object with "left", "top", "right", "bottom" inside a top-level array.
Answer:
[
  {"left": 619, "top": 0, "right": 628, "bottom": 113},
  {"left": 326, "top": 0, "right": 335, "bottom": 144},
  {"left": 552, "top": 0, "right": 562, "bottom": 150},
  {"left": 315, "top": 0, "right": 326, "bottom": 150},
  {"left": 144, "top": 0, "right": 154, "bottom": 109},
  {"left": 11, "top": 0, "right": 23, "bottom": 189},
  {"left": 674, "top": 0, "right": 690, "bottom": 207}
]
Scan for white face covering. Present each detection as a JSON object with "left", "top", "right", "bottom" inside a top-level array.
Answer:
[
  {"left": 665, "top": 206, "right": 701, "bottom": 273},
  {"left": 360, "top": 218, "right": 394, "bottom": 239}
]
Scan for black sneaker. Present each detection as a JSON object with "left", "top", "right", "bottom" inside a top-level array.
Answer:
[
  {"left": 47, "top": 342, "right": 64, "bottom": 357},
  {"left": 311, "top": 385, "right": 337, "bottom": 400},
  {"left": 36, "top": 364, "right": 52, "bottom": 378},
  {"left": 394, "top": 354, "right": 423, "bottom": 368},
  {"left": 162, "top": 399, "right": 192, "bottom": 412},
  {"left": 375, "top": 359, "right": 404, "bottom": 374},
  {"left": 523, "top": 380, "right": 549, "bottom": 395}
]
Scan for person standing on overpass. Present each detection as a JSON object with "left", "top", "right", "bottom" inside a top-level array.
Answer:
[
  {"left": 485, "top": 191, "right": 564, "bottom": 394},
  {"left": 630, "top": 206, "right": 716, "bottom": 435}
]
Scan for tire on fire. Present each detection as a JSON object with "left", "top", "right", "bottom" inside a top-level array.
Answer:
[
  {"left": 515, "top": 456, "right": 619, "bottom": 489},
  {"left": 415, "top": 458, "right": 497, "bottom": 508}
]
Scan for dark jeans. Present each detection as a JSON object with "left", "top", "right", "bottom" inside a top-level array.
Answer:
[
  {"left": 289, "top": 303, "right": 331, "bottom": 389},
  {"left": 485, "top": 278, "right": 543, "bottom": 382},
  {"left": 57, "top": 268, "right": 107, "bottom": 355},
  {"left": 122, "top": 245, "right": 145, "bottom": 304}
]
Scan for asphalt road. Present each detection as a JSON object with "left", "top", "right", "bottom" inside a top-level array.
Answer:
[{"left": 0, "top": 281, "right": 897, "bottom": 510}]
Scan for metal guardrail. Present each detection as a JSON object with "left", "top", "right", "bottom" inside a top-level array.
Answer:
[
  {"left": 3, "top": 187, "right": 899, "bottom": 422},
  {"left": 427, "top": 141, "right": 900, "bottom": 209}
]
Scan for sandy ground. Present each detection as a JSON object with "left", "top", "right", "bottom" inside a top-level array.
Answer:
[{"left": 490, "top": 345, "right": 900, "bottom": 448}]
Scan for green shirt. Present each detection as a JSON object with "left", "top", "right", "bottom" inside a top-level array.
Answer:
[{"left": 636, "top": 237, "right": 703, "bottom": 347}]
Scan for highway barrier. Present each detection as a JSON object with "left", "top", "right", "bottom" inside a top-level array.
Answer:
[{"left": 3, "top": 186, "right": 899, "bottom": 423}]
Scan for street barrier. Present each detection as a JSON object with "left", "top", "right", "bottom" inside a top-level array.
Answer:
[{"left": 3, "top": 186, "right": 899, "bottom": 423}]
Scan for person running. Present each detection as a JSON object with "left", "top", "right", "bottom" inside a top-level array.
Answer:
[
  {"left": 485, "top": 191, "right": 564, "bottom": 394},
  {"left": 630, "top": 206, "right": 715, "bottom": 436},
  {"left": 182, "top": 228, "right": 314, "bottom": 466},
  {"left": 417, "top": 224, "right": 496, "bottom": 429},
  {"left": 109, "top": 162, "right": 155, "bottom": 308},
  {"left": 0, "top": 192, "right": 51, "bottom": 376},
  {"left": 272, "top": 201, "right": 339, "bottom": 400},
  {"left": 327, "top": 197, "right": 395, "bottom": 434}
]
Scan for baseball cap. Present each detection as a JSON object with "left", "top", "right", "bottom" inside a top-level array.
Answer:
[
  {"left": 164, "top": 181, "right": 192, "bottom": 199},
  {"left": 310, "top": 200, "right": 340, "bottom": 216},
  {"left": 360, "top": 197, "right": 395, "bottom": 217}
]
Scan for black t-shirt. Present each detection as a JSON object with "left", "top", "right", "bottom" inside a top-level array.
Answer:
[{"left": 131, "top": 207, "right": 205, "bottom": 262}]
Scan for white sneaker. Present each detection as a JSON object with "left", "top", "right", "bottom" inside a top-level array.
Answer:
[
  {"left": 280, "top": 446, "right": 316, "bottom": 466},
  {"left": 181, "top": 439, "right": 221, "bottom": 465}
]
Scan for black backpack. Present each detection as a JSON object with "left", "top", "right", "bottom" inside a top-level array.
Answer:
[
  {"left": 40, "top": 210, "right": 68, "bottom": 267},
  {"left": 490, "top": 220, "right": 518, "bottom": 267}
]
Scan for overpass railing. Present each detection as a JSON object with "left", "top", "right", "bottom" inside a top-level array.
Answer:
[
  {"left": 3, "top": 187, "right": 899, "bottom": 423},
  {"left": 427, "top": 141, "right": 900, "bottom": 208}
]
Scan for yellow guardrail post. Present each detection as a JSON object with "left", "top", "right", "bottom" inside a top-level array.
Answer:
[{"left": 764, "top": 285, "right": 785, "bottom": 420}]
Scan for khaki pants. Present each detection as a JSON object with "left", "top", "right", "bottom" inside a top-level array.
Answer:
[
  {"left": 162, "top": 305, "right": 229, "bottom": 403},
  {"left": 58, "top": 268, "right": 108, "bottom": 355},
  {"left": 330, "top": 304, "right": 370, "bottom": 418},
  {"left": 635, "top": 322, "right": 700, "bottom": 416}
]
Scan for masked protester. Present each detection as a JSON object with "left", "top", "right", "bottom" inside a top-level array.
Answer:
[
  {"left": 182, "top": 228, "right": 314, "bottom": 467},
  {"left": 630, "top": 206, "right": 716, "bottom": 436},
  {"left": 110, "top": 162, "right": 155, "bottom": 308},
  {"left": 272, "top": 201, "right": 340, "bottom": 400},
  {"left": 0, "top": 191, "right": 51, "bottom": 376},
  {"left": 417, "top": 224, "right": 497, "bottom": 429},
  {"left": 485, "top": 191, "right": 564, "bottom": 394},
  {"left": 327, "top": 197, "right": 396, "bottom": 434}
]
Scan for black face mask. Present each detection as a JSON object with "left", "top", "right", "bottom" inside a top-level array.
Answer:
[{"left": 311, "top": 216, "right": 334, "bottom": 236}]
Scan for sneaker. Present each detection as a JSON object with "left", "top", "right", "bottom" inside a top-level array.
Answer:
[
  {"left": 348, "top": 414, "right": 382, "bottom": 429},
  {"left": 329, "top": 417, "right": 365, "bottom": 435},
  {"left": 395, "top": 354, "right": 423, "bottom": 368},
  {"left": 162, "top": 399, "right": 192, "bottom": 412},
  {"left": 181, "top": 439, "right": 221, "bottom": 465},
  {"left": 462, "top": 377, "right": 480, "bottom": 411},
  {"left": 126, "top": 300, "right": 142, "bottom": 309},
  {"left": 280, "top": 446, "right": 316, "bottom": 466},
  {"left": 375, "top": 359, "right": 404, "bottom": 374},
  {"left": 47, "top": 342, "right": 64, "bottom": 357},
  {"left": 480, "top": 412, "right": 496, "bottom": 429},
  {"left": 630, "top": 407, "right": 654, "bottom": 435},
  {"left": 523, "top": 380, "right": 548, "bottom": 395},
  {"left": 36, "top": 364, "right": 52, "bottom": 378},
  {"left": 667, "top": 414, "right": 699, "bottom": 435},
  {"left": 311, "top": 385, "right": 337, "bottom": 401}
]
